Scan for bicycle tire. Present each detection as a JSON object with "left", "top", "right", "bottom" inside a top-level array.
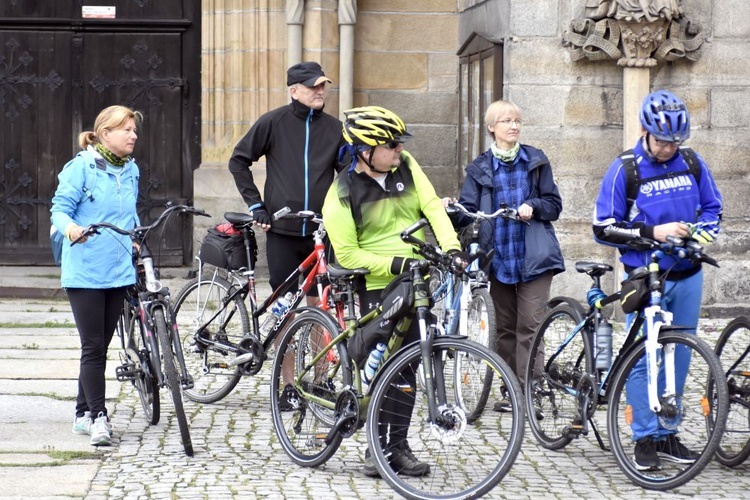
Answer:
[
  {"left": 525, "top": 301, "right": 590, "bottom": 450},
  {"left": 713, "top": 317, "right": 750, "bottom": 467},
  {"left": 455, "top": 287, "right": 496, "bottom": 422},
  {"left": 428, "top": 265, "right": 448, "bottom": 329},
  {"left": 270, "top": 308, "right": 349, "bottom": 467},
  {"left": 121, "top": 309, "right": 160, "bottom": 425},
  {"left": 294, "top": 315, "right": 343, "bottom": 427},
  {"left": 366, "top": 337, "right": 524, "bottom": 500},
  {"left": 173, "top": 273, "right": 248, "bottom": 403},
  {"left": 607, "top": 330, "right": 728, "bottom": 490},
  {"left": 154, "top": 309, "right": 194, "bottom": 457}
]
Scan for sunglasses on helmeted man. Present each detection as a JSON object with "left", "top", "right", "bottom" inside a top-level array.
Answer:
[{"left": 382, "top": 141, "right": 402, "bottom": 150}]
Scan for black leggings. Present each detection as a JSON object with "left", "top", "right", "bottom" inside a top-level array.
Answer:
[{"left": 67, "top": 287, "right": 128, "bottom": 419}]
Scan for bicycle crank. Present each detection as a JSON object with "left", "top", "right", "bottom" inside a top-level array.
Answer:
[
  {"left": 325, "top": 389, "right": 360, "bottom": 443},
  {"left": 231, "top": 336, "right": 264, "bottom": 376}
]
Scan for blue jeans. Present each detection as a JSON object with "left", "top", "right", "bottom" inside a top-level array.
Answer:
[{"left": 624, "top": 270, "right": 703, "bottom": 441}]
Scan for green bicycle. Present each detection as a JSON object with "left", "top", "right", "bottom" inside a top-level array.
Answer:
[{"left": 268, "top": 217, "right": 525, "bottom": 500}]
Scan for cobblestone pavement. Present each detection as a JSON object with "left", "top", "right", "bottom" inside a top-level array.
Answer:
[{"left": 1, "top": 294, "right": 749, "bottom": 499}]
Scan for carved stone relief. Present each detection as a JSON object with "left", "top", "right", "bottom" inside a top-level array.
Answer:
[{"left": 563, "top": 0, "right": 706, "bottom": 67}]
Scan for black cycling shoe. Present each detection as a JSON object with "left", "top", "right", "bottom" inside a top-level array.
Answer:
[
  {"left": 633, "top": 436, "right": 661, "bottom": 471},
  {"left": 388, "top": 442, "right": 430, "bottom": 477},
  {"left": 278, "top": 384, "right": 300, "bottom": 412},
  {"left": 656, "top": 434, "right": 699, "bottom": 464},
  {"left": 363, "top": 449, "right": 380, "bottom": 478}
]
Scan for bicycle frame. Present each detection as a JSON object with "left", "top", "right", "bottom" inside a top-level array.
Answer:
[
  {"left": 292, "top": 218, "right": 463, "bottom": 425},
  {"left": 190, "top": 210, "right": 341, "bottom": 365},
  {"left": 133, "top": 240, "right": 193, "bottom": 389},
  {"left": 550, "top": 239, "right": 716, "bottom": 430}
]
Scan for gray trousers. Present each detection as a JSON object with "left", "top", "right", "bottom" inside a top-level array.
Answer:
[{"left": 489, "top": 271, "right": 552, "bottom": 389}]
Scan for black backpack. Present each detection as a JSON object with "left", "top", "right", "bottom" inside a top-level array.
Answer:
[{"left": 621, "top": 147, "right": 702, "bottom": 219}]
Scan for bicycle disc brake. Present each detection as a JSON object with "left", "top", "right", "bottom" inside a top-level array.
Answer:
[
  {"left": 430, "top": 404, "right": 467, "bottom": 444},
  {"left": 657, "top": 395, "right": 683, "bottom": 430},
  {"left": 235, "top": 336, "right": 264, "bottom": 376}
]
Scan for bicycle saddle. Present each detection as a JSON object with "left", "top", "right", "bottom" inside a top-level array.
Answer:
[{"left": 574, "top": 261, "right": 613, "bottom": 278}]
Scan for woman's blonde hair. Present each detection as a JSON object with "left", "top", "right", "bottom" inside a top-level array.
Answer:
[
  {"left": 484, "top": 100, "right": 522, "bottom": 136},
  {"left": 78, "top": 105, "right": 143, "bottom": 150}
]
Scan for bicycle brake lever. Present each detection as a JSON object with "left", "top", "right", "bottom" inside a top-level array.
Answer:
[{"left": 273, "top": 206, "right": 292, "bottom": 220}]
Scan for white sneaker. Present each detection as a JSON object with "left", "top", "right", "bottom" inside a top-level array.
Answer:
[
  {"left": 72, "top": 412, "right": 91, "bottom": 435},
  {"left": 90, "top": 412, "right": 112, "bottom": 446}
]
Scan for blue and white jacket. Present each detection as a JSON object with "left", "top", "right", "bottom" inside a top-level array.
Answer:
[
  {"left": 592, "top": 139, "right": 723, "bottom": 276},
  {"left": 50, "top": 146, "right": 140, "bottom": 289}
]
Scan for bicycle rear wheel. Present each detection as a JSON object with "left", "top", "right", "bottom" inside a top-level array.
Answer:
[
  {"left": 366, "top": 337, "right": 524, "bottom": 500},
  {"left": 607, "top": 330, "right": 728, "bottom": 490},
  {"left": 270, "top": 308, "right": 349, "bottom": 467},
  {"left": 713, "top": 317, "right": 750, "bottom": 467},
  {"left": 456, "top": 287, "right": 496, "bottom": 422},
  {"left": 173, "top": 272, "right": 248, "bottom": 403},
  {"left": 154, "top": 309, "right": 194, "bottom": 457},
  {"left": 525, "top": 301, "right": 590, "bottom": 450},
  {"left": 120, "top": 308, "right": 160, "bottom": 424}
]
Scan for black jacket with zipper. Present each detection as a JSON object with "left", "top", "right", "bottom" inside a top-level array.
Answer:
[{"left": 228, "top": 99, "right": 345, "bottom": 236}]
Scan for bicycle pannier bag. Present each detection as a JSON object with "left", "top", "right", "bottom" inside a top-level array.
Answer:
[
  {"left": 199, "top": 223, "right": 256, "bottom": 270},
  {"left": 620, "top": 266, "right": 649, "bottom": 314},
  {"left": 348, "top": 273, "right": 414, "bottom": 366}
]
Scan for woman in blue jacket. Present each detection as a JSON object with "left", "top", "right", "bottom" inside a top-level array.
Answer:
[
  {"left": 50, "top": 105, "right": 141, "bottom": 447},
  {"left": 456, "top": 100, "right": 564, "bottom": 418}
]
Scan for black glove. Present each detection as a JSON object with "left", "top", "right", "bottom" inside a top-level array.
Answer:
[
  {"left": 251, "top": 209, "right": 271, "bottom": 226},
  {"left": 390, "top": 256, "right": 419, "bottom": 275},
  {"left": 448, "top": 249, "right": 472, "bottom": 273}
]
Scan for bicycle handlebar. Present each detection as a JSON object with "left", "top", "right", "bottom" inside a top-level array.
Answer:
[
  {"left": 273, "top": 206, "right": 323, "bottom": 225},
  {"left": 400, "top": 218, "right": 462, "bottom": 273},
  {"left": 73, "top": 203, "right": 210, "bottom": 246},
  {"left": 447, "top": 201, "right": 529, "bottom": 225},
  {"left": 627, "top": 235, "right": 719, "bottom": 268}
]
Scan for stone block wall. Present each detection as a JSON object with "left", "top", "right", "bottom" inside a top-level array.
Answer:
[
  {"left": 493, "top": 0, "right": 750, "bottom": 316},
  {"left": 196, "top": 0, "right": 750, "bottom": 316}
]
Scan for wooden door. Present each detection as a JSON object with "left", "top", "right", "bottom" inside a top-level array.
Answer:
[{"left": 0, "top": 0, "right": 200, "bottom": 265}]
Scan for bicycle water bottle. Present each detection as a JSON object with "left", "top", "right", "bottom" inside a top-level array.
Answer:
[
  {"left": 364, "top": 342, "right": 387, "bottom": 384},
  {"left": 259, "top": 292, "right": 293, "bottom": 336},
  {"left": 595, "top": 320, "right": 613, "bottom": 370}
]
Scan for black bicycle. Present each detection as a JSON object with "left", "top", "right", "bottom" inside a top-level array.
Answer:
[
  {"left": 77, "top": 203, "right": 209, "bottom": 457},
  {"left": 269, "top": 217, "right": 525, "bottom": 500},
  {"left": 525, "top": 235, "right": 729, "bottom": 490},
  {"left": 713, "top": 316, "right": 750, "bottom": 466}
]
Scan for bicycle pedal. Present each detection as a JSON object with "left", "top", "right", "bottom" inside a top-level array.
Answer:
[
  {"left": 115, "top": 364, "right": 137, "bottom": 382},
  {"left": 563, "top": 424, "right": 584, "bottom": 438}
]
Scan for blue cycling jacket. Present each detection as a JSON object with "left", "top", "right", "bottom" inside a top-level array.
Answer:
[
  {"left": 592, "top": 139, "right": 723, "bottom": 274},
  {"left": 50, "top": 147, "right": 139, "bottom": 289}
]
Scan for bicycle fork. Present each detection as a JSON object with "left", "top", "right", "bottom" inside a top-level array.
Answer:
[{"left": 643, "top": 304, "right": 676, "bottom": 415}]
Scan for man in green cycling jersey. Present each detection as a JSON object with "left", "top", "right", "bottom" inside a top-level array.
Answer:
[{"left": 323, "top": 105, "right": 466, "bottom": 478}]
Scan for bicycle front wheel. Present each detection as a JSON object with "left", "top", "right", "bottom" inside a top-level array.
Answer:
[
  {"left": 607, "top": 330, "right": 728, "bottom": 490},
  {"left": 154, "top": 309, "right": 194, "bottom": 457},
  {"left": 525, "top": 301, "right": 590, "bottom": 450},
  {"left": 456, "top": 287, "right": 497, "bottom": 422},
  {"left": 120, "top": 308, "right": 160, "bottom": 424},
  {"left": 270, "top": 308, "right": 349, "bottom": 467},
  {"left": 173, "top": 273, "right": 248, "bottom": 403},
  {"left": 366, "top": 337, "right": 524, "bottom": 500},
  {"left": 713, "top": 317, "right": 750, "bottom": 467}
]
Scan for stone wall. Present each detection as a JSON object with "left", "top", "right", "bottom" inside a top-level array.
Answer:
[
  {"left": 197, "top": 0, "right": 462, "bottom": 281},
  {"left": 196, "top": 0, "right": 750, "bottom": 316}
]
